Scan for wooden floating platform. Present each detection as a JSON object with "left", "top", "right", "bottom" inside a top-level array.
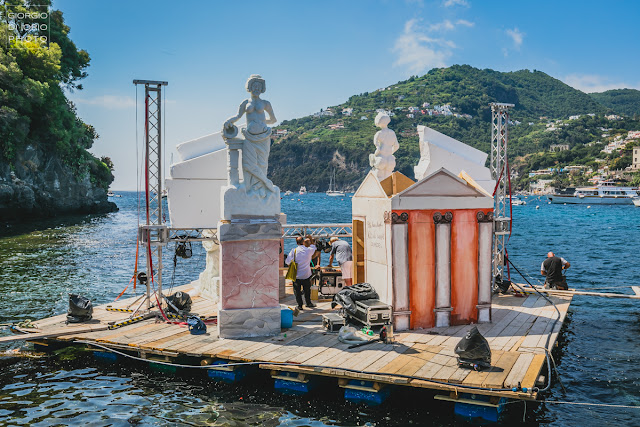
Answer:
[{"left": 15, "top": 285, "right": 572, "bottom": 402}]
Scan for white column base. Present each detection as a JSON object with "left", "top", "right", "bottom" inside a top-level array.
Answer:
[
  {"left": 477, "top": 304, "right": 491, "bottom": 323},
  {"left": 434, "top": 307, "right": 452, "bottom": 327}
]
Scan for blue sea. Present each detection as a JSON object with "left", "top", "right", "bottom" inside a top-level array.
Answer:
[{"left": 0, "top": 192, "right": 639, "bottom": 426}]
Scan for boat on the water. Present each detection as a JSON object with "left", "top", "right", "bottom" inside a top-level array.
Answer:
[
  {"left": 633, "top": 197, "right": 640, "bottom": 207},
  {"left": 510, "top": 197, "right": 526, "bottom": 206},
  {"left": 107, "top": 191, "right": 115, "bottom": 197},
  {"left": 548, "top": 182, "right": 639, "bottom": 205},
  {"left": 284, "top": 190, "right": 292, "bottom": 196},
  {"left": 299, "top": 186, "right": 307, "bottom": 195},
  {"left": 326, "top": 168, "right": 345, "bottom": 197}
]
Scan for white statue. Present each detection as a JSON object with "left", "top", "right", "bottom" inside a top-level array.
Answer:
[
  {"left": 223, "top": 74, "right": 277, "bottom": 198},
  {"left": 369, "top": 112, "right": 399, "bottom": 181}
]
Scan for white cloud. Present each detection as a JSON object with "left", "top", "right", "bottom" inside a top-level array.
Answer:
[
  {"left": 563, "top": 74, "right": 640, "bottom": 93},
  {"left": 393, "top": 19, "right": 454, "bottom": 74},
  {"left": 443, "top": 0, "right": 468, "bottom": 7},
  {"left": 506, "top": 28, "right": 524, "bottom": 49},
  {"left": 456, "top": 19, "right": 474, "bottom": 27},
  {"left": 429, "top": 19, "right": 474, "bottom": 31},
  {"left": 73, "top": 95, "right": 136, "bottom": 109},
  {"left": 429, "top": 19, "right": 455, "bottom": 32}
]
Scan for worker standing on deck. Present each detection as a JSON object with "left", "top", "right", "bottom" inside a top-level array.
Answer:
[
  {"left": 541, "top": 251, "right": 570, "bottom": 289},
  {"left": 328, "top": 237, "right": 354, "bottom": 286},
  {"left": 286, "top": 236, "right": 317, "bottom": 310}
]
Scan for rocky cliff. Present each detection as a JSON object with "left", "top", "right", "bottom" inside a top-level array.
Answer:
[{"left": 0, "top": 145, "right": 116, "bottom": 221}]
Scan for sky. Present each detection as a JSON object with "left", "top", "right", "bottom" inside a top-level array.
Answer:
[{"left": 49, "top": 0, "right": 640, "bottom": 190}]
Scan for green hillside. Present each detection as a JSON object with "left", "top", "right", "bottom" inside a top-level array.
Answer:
[
  {"left": 590, "top": 89, "right": 640, "bottom": 117},
  {"left": 268, "top": 65, "right": 638, "bottom": 192}
]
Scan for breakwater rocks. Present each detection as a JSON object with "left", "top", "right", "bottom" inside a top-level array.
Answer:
[{"left": 0, "top": 146, "right": 117, "bottom": 221}]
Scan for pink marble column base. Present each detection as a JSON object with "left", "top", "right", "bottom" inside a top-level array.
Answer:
[{"left": 219, "top": 239, "right": 279, "bottom": 310}]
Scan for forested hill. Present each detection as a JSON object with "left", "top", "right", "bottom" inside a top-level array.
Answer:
[
  {"left": 0, "top": 1, "right": 116, "bottom": 221},
  {"left": 589, "top": 89, "right": 640, "bottom": 117},
  {"left": 268, "top": 65, "right": 639, "bottom": 192}
]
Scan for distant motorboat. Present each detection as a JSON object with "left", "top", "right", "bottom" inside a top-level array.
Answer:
[
  {"left": 107, "top": 191, "right": 114, "bottom": 197},
  {"left": 299, "top": 186, "right": 307, "bottom": 195},
  {"left": 510, "top": 196, "right": 526, "bottom": 206},
  {"left": 284, "top": 190, "right": 293, "bottom": 196},
  {"left": 633, "top": 197, "right": 640, "bottom": 207},
  {"left": 161, "top": 189, "right": 168, "bottom": 199}
]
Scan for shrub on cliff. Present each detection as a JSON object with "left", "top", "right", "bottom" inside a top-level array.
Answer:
[{"left": 0, "top": 1, "right": 113, "bottom": 190}]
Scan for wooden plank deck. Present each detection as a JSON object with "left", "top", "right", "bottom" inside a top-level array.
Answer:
[{"left": 19, "top": 285, "right": 572, "bottom": 401}]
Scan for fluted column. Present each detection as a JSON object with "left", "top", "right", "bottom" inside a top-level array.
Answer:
[
  {"left": 476, "top": 211, "right": 493, "bottom": 323},
  {"left": 433, "top": 211, "right": 453, "bottom": 327},
  {"left": 386, "top": 211, "right": 410, "bottom": 331}
]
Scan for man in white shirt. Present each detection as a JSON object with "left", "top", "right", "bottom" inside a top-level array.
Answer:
[{"left": 286, "top": 236, "right": 317, "bottom": 310}]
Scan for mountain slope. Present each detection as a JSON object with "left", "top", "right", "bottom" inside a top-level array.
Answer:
[
  {"left": 268, "top": 65, "right": 632, "bottom": 192},
  {"left": 590, "top": 89, "right": 640, "bottom": 117}
]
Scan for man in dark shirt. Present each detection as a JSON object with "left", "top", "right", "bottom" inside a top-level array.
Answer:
[{"left": 540, "top": 252, "right": 570, "bottom": 289}]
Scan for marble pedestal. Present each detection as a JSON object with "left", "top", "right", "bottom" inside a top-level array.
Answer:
[{"left": 218, "top": 218, "right": 282, "bottom": 338}]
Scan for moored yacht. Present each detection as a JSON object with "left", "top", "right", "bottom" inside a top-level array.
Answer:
[
  {"left": 548, "top": 182, "right": 639, "bottom": 205},
  {"left": 299, "top": 186, "right": 307, "bottom": 195}
]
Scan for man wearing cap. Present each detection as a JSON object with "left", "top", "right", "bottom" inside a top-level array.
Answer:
[{"left": 328, "top": 237, "right": 354, "bottom": 286}]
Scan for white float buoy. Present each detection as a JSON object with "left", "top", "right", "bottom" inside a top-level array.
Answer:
[
  {"left": 587, "top": 206, "right": 591, "bottom": 208},
  {"left": 536, "top": 206, "right": 540, "bottom": 209}
]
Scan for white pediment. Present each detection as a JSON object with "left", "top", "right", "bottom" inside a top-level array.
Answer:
[
  {"left": 398, "top": 168, "right": 491, "bottom": 198},
  {"left": 353, "top": 171, "right": 389, "bottom": 199}
]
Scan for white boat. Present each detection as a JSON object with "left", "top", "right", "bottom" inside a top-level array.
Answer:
[
  {"left": 161, "top": 189, "right": 168, "bottom": 199},
  {"left": 633, "top": 197, "right": 640, "bottom": 207},
  {"left": 510, "top": 197, "right": 526, "bottom": 206},
  {"left": 284, "top": 190, "right": 292, "bottom": 196},
  {"left": 299, "top": 186, "right": 307, "bottom": 195},
  {"left": 326, "top": 169, "right": 345, "bottom": 197},
  {"left": 548, "top": 182, "right": 639, "bottom": 205},
  {"left": 107, "top": 191, "right": 115, "bottom": 197}
]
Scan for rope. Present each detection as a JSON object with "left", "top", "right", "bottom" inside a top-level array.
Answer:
[
  {"left": 542, "top": 401, "right": 640, "bottom": 409},
  {"left": 75, "top": 341, "right": 515, "bottom": 393}
]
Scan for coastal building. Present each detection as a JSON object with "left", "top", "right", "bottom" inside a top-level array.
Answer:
[
  {"left": 550, "top": 144, "right": 569, "bottom": 151},
  {"left": 633, "top": 147, "right": 640, "bottom": 171},
  {"left": 530, "top": 179, "right": 553, "bottom": 194}
]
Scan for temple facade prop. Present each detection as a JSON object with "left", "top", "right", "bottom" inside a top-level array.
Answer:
[{"left": 352, "top": 166, "right": 494, "bottom": 331}]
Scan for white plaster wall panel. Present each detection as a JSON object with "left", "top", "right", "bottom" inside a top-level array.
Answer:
[
  {"left": 176, "top": 129, "right": 237, "bottom": 162},
  {"left": 366, "top": 260, "right": 391, "bottom": 305},
  {"left": 170, "top": 148, "right": 228, "bottom": 180},
  {"left": 414, "top": 126, "right": 495, "bottom": 193},
  {"left": 166, "top": 178, "right": 225, "bottom": 228},
  {"left": 362, "top": 199, "right": 392, "bottom": 265}
]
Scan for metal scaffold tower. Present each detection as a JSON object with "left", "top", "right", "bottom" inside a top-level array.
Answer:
[
  {"left": 134, "top": 79, "right": 168, "bottom": 310},
  {"left": 490, "top": 102, "right": 514, "bottom": 290}
]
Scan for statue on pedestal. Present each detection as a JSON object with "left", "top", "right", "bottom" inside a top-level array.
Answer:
[
  {"left": 369, "top": 112, "right": 399, "bottom": 181},
  {"left": 223, "top": 74, "right": 277, "bottom": 198},
  {"left": 220, "top": 75, "right": 280, "bottom": 219}
]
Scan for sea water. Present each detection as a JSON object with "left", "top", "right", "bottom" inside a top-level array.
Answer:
[{"left": 0, "top": 192, "right": 639, "bottom": 426}]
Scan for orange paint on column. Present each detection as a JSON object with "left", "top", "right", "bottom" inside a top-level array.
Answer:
[
  {"left": 450, "top": 210, "right": 478, "bottom": 325},
  {"left": 406, "top": 211, "right": 436, "bottom": 329}
]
